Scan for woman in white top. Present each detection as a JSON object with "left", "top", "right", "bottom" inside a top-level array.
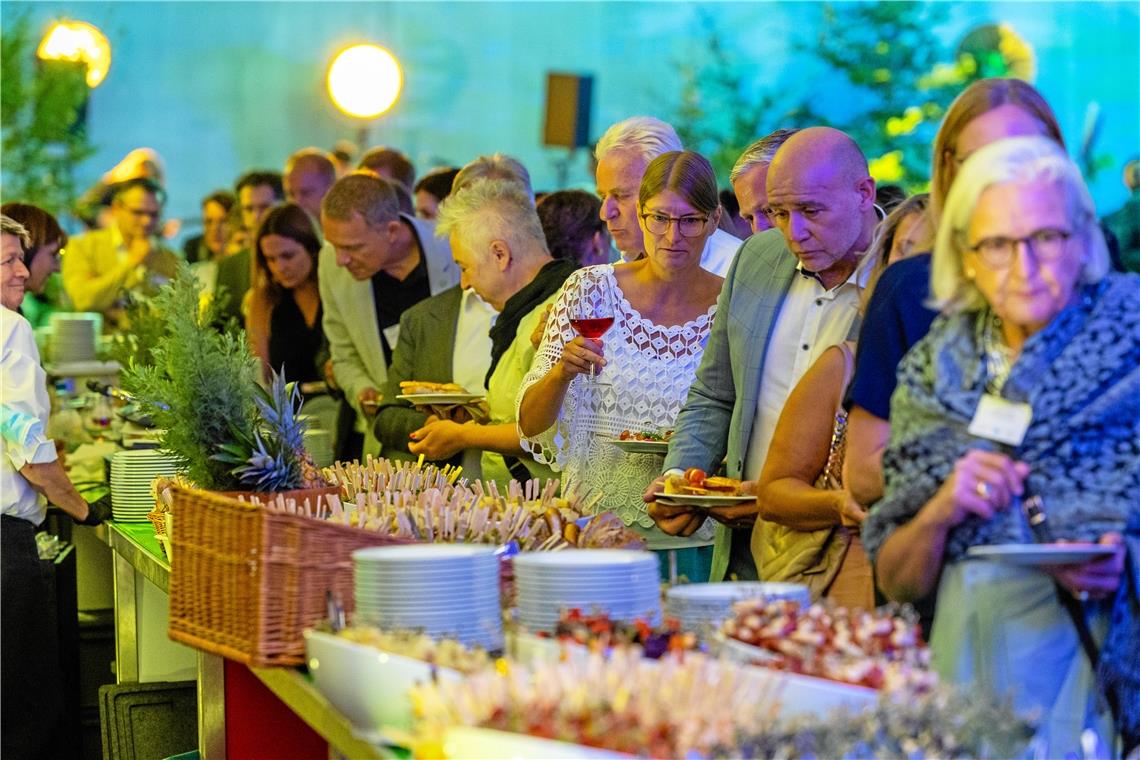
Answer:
[
  {"left": 517, "top": 151, "right": 726, "bottom": 579},
  {"left": 2, "top": 216, "right": 108, "bottom": 759}
]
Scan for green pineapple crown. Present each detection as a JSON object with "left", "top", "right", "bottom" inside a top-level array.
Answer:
[
  {"left": 212, "top": 367, "right": 313, "bottom": 492},
  {"left": 122, "top": 268, "right": 320, "bottom": 492}
]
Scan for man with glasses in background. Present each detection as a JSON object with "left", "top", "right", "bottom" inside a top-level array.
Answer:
[{"left": 61, "top": 177, "right": 179, "bottom": 329}]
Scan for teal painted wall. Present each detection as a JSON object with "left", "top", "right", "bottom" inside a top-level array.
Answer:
[{"left": 4, "top": 1, "right": 1138, "bottom": 224}]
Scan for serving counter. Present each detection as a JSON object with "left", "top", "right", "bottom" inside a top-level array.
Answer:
[{"left": 100, "top": 520, "right": 394, "bottom": 760}]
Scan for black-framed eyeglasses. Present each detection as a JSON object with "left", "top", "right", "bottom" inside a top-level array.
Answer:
[
  {"left": 640, "top": 211, "right": 709, "bottom": 238},
  {"left": 964, "top": 227, "right": 1074, "bottom": 268}
]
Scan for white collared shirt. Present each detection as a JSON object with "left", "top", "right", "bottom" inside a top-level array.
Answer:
[
  {"left": 2, "top": 308, "right": 58, "bottom": 525},
  {"left": 451, "top": 289, "right": 496, "bottom": 394},
  {"left": 699, "top": 228, "right": 742, "bottom": 277},
  {"left": 743, "top": 260, "right": 870, "bottom": 480},
  {"left": 452, "top": 289, "right": 497, "bottom": 479}
]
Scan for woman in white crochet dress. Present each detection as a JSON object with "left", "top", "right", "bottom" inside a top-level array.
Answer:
[{"left": 517, "top": 150, "right": 726, "bottom": 579}]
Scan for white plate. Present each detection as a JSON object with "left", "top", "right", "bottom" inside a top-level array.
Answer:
[
  {"left": 654, "top": 492, "right": 753, "bottom": 507},
  {"left": 967, "top": 543, "right": 1116, "bottom": 566},
  {"left": 666, "top": 581, "right": 809, "bottom": 604},
  {"left": 354, "top": 544, "right": 499, "bottom": 562},
  {"left": 608, "top": 438, "right": 669, "bottom": 454},
  {"left": 513, "top": 549, "right": 655, "bottom": 569},
  {"left": 395, "top": 393, "right": 484, "bottom": 405}
]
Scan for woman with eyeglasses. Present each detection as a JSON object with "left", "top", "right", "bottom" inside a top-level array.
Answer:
[
  {"left": 517, "top": 151, "right": 724, "bottom": 578},
  {"left": 862, "top": 137, "right": 1140, "bottom": 755}
]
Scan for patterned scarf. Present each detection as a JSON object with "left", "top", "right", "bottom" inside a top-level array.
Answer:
[{"left": 863, "top": 273, "right": 1140, "bottom": 744}]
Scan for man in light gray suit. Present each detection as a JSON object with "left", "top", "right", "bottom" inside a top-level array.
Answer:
[
  {"left": 320, "top": 173, "right": 459, "bottom": 456},
  {"left": 648, "top": 127, "right": 881, "bottom": 582}
]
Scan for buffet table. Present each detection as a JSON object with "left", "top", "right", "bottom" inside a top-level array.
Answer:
[{"left": 100, "top": 520, "right": 394, "bottom": 760}]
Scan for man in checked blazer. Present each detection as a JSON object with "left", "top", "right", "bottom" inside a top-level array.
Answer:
[{"left": 649, "top": 127, "right": 882, "bottom": 582}]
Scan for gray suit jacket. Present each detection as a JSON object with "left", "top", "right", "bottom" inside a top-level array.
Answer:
[
  {"left": 319, "top": 214, "right": 459, "bottom": 453},
  {"left": 373, "top": 285, "right": 463, "bottom": 460},
  {"left": 664, "top": 228, "right": 798, "bottom": 581}
]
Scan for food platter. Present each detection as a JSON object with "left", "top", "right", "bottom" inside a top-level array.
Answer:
[
  {"left": 967, "top": 543, "right": 1116, "bottom": 566},
  {"left": 609, "top": 438, "right": 669, "bottom": 454},
  {"left": 654, "top": 492, "right": 754, "bottom": 507},
  {"left": 396, "top": 393, "right": 485, "bottom": 405}
]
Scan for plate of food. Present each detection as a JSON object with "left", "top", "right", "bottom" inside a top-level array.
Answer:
[
  {"left": 967, "top": 543, "right": 1117, "bottom": 566},
  {"left": 654, "top": 468, "right": 752, "bottom": 507},
  {"left": 396, "top": 381, "right": 484, "bottom": 406},
  {"left": 610, "top": 429, "right": 673, "bottom": 454}
]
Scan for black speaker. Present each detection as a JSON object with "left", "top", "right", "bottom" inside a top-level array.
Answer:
[{"left": 543, "top": 73, "right": 593, "bottom": 149}]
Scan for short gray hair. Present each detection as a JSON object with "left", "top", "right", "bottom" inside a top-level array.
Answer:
[
  {"left": 931, "top": 135, "right": 1110, "bottom": 314},
  {"left": 729, "top": 128, "right": 799, "bottom": 183},
  {"left": 453, "top": 154, "right": 534, "bottom": 203},
  {"left": 435, "top": 178, "right": 547, "bottom": 261},
  {"left": 320, "top": 172, "right": 400, "bottom": 228},
  {"left": 594, "top": 116, "right": 682, "bottom": 164},
  {"left": 0, "top": 214, "right": 30, "bottom": 249}
]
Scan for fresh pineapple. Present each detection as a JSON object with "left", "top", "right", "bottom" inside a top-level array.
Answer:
[{"left": 212, "top": 368, "right": 326, "bottom": 491}]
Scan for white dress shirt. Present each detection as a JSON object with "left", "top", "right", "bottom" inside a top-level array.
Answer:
[
  {"left": 451, "top": 289, "right": 496, "bottom": 478},
  {"left": 2, "top": 308, "right": 58, "bottom": 525},
  {"left": 451, "top": 289, "right": 496, "bottom": 394},
  {"left": 699, "top": 228, "right": 743, "bottom": 278},
  {"left": 743, "top": 262, "right": 870, "bottom": 480}
]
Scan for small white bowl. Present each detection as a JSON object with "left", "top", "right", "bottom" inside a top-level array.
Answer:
[{"left": 304, "top": 630, "right": 461, "bottom": 733}]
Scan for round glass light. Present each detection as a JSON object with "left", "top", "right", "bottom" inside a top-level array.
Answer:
[{"left": 327, "top": 44, "right": 403, "bottom": 119}]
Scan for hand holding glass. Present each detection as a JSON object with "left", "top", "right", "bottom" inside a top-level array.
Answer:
[{"left": 568, "top": 270, "right": 614, "bottom": 383}]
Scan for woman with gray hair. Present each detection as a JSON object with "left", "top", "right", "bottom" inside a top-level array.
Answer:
[{"left": 862, "top": 136, "right": 1139, "bottom": 755}]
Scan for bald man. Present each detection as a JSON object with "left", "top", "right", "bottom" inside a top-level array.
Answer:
[{"left": 647, "top": 127, "right": 881, "bottom": 581}]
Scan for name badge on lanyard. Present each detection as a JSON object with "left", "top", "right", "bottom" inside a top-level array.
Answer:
[{"left": 967, "top": 393, "right": 1033, "bottom": 447}]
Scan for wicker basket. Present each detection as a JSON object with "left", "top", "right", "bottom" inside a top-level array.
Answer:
[{"left": 166, "top": 485, "right": 411, "bottom": 667}]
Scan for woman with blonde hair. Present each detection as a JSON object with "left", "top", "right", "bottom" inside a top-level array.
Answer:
[{"left": 845, "top": 78, "right": 1066, "bottom": 507}]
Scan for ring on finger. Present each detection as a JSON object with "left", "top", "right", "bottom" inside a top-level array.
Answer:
[{"left": 975, "top": 480, "right": 992, "bottom": 500}]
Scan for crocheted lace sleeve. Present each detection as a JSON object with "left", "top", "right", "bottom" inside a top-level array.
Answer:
[{"left": 516, "top": 265, "right": 717, "bottom": 533}]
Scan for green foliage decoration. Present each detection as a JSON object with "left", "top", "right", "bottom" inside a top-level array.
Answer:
[
  {"left": 120, "top": 266, "right": 262, "bottom": 490},
  {"left": 673, "top": 2, "right": 1050, "bottom": 192},
  {"left": 1, "top": 11, "right": 97, "bottom": 216},
  {"left": 105, "top": 296, "right": 167, "bottom": 368}
]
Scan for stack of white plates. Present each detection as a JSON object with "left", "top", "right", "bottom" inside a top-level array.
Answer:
[
  {"left": 110, "top": 449, "right": 179, "bottom": 521},
  {"left": 352, "top": 545, "right": 503, "bottom": 651},
  {"left": 49, "top": 313, "right": 101, "bottom": 363},
  {"left": 513, "top": 550, "right": 661, "bottom": 633},
  {"left": 665, "top": 582, "right": 810, "bottom": 635},
  {"left": 304, "top": 428, "right": 334, "bottom": 469}
]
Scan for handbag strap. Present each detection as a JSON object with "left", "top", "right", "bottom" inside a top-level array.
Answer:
[{"left": 816, "top": 343, "right": 856, "bottom": 489}]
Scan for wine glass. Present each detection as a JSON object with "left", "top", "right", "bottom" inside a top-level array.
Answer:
[{"left": 568, "top": 269, "right": 615, "bottom": 384}]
